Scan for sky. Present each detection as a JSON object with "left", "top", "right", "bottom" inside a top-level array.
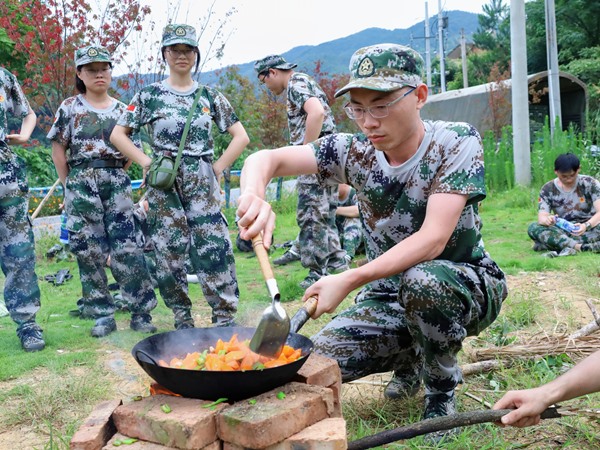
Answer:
[{"left": 125, "top": 0, "right": 492, "bottom": 73}]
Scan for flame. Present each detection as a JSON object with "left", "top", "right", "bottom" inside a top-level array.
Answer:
[{"left": 149, "top": 383, "right": 181, "bottom": 397}]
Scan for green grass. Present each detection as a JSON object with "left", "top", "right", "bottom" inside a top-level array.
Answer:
[{"left": 1, "top": 187, "right": 600, "bottom": 449}]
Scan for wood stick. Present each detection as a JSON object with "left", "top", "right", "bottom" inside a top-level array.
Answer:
[
  {"left": 31, "top": 178, "right": 61, "bottom": 220},
  {"left": 585, "top": 299, "right": 600, "bottom": 324},
  {"left": 346, "top": 407, "right": 562, "bottom": 450},
  {"left": 568, "top": 319, "right": 600, "bottom": 339}
]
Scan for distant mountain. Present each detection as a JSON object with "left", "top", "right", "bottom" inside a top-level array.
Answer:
[
  {"left": 203, "top": 10, "right": 480, "bottom": 85},
  {"left": 117, "top": 10, "right": 480, "bottom": 95}
]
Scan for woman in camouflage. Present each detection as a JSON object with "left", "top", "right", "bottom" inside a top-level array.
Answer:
[
  {"left": 111, "top": 24, "right": 249, "bottom": 329},
  {"left": 0, "top": 67, "right": 45, "bottom": 351},
  {"left": 48, "top": 46, "right": 158, "bottom": 338}
]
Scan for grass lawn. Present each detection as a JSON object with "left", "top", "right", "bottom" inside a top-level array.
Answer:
[{"left": 0, "top": 187, "right": 599, "bottom": 449}]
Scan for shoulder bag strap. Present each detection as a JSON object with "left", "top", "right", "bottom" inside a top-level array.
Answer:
[{"left": 174, "top": 85, "right": 206, "bottom": 171}]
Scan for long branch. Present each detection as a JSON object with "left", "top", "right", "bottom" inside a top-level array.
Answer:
[{"left": 347, "top": 407, "right": 562, "bottom": 450}]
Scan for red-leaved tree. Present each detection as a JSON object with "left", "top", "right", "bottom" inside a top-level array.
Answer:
[{"left": 0, "top": 0, "right": 150, "bottom": 131}]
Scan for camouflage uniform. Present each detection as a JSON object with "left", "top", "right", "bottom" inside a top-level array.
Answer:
[
  {"left": 286, "top": 72, "right": 346, "bottom": 280},
  {"left": 528, "top": 175, "right": 600, "bottom": 251},
  {"left": 309, "top": 122, "right": 508, "bottom": 395},
  {"left": 335, "top": 187, "right": 363, "bottom": 260},
  {"left": 118, "top": 81, "right": 239, "bottom": 326},
  {"left": 0, "top": 68, "right": 42, "bottom": 339},
  {"left": 47, "top": 94, "right": 158, "bottom": 320}
]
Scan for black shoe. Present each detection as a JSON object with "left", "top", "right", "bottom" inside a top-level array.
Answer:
[
  {"left": 130, "top": 314, "right": 157, "bottom": 333},
  {"left": 423, "top": 391, "right": 458, "bottom": 443},
  {"left": 91, "top": 317, "right": 117, "bottom": 338},
  {"left": 174, "top": 309, "right": 194, "bottom": 330},
  {"left": 17, "top": 323, "right": 45, "bottom": 352},
  {"left": 273, "top": 249, "right": 300, "bottom": 266},
  {"left": 384, "top": 373, "right": 421, "bottom": 399}
]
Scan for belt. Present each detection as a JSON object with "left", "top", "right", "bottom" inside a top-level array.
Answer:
[{"left": 71, "top": 159, "right": 126, "bottom": 169}]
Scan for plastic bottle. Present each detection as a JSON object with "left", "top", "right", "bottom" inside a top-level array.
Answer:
[
  {"left": 554, "top": 216, "right": 579, "bottom": 233},
  {"left": 59, "top": 211, "right": 69, "bottom": 245}
]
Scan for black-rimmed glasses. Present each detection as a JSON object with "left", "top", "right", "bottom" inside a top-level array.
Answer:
[{"left": 344, "top": 87, "right": 416, "bottom": 120}]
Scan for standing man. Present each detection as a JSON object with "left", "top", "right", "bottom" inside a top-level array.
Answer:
[
  {"left": 239, "top": 44, "right": 507, "bottom": 441},
  {"left": 254, "top": 55, "right": 347, "bottom": 288},
  {"left": 0, "top": 67, "right": 45, "bottom": 351}
]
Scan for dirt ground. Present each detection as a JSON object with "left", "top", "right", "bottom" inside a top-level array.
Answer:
[{"left": 1, "top": 270, "right": 598, "bottom": 449}]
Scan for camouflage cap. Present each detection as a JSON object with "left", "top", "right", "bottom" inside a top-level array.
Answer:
[
  {"left": 334, "top": 43, "right": 423, "bottom": 97},
  {"left": 162, "top": 24, "right": 197, "bottom": 47},
  {"left": 74, "top": 46, "right": 112, "bottom": 67},
  {"left": 254, "top": 55, "right": 297, "bottom": 76}
]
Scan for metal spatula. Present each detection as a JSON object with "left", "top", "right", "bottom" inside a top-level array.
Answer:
[{"left": 249, "top": 234, "right": 291, "bottom": 358}]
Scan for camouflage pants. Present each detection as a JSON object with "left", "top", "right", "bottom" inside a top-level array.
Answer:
[
  {"left": 146, "top": 156, "right": 238, "bottom": 325},
  {"left": 0, "top": 152, "right": 41, "bottom": 329},
  {"left": 335, "top": 216, "right": 363, "bottom": 259},
  {"left": 297, "top": 182, "right": 346, "bottom": 275},
  {"left": 65, "top": 167, "right": 157, "bottom": 319},
  {"left": 528, "top": 222, "right": 600, "bottom": 251},
  {"left": 311, "top": 256, "right": 507, "bottom": 394}
]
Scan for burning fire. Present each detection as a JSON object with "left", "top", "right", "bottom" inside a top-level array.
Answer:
[{"left": 149, "top": 383, "right": 181, "bottom": 397}]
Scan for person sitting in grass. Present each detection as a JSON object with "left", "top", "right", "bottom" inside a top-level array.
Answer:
[
  {"left": 237, "top": 43, "right": 508, "bottom": 443},
  {"left": 528, "top": 153, "right": 600, "bottom": 257}
]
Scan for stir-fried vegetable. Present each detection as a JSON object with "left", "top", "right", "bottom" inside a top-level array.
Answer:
[{"left": 157, "top": 334, "right": 303, "bottom": 371}]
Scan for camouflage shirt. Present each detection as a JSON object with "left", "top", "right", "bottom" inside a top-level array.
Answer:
[
  {"left": 287, "top": 72, "right": 336, "bottom": 146},
  {"left": 0, "top": 67, "right": 30, "bottom": 146},
  {"left": 118, "top": 81, "right": 239, "bottom": 157},
  {"left": 312, "top": 120, "right": 487, "bottom": 298},
  {"left": 538, "top": 175, "right": 600, "bottom": 222},
  {"left": 287, "top": 73, "right": 336, "bottom": 185},
  {"left": 47, "top": 95, "right": 129, "bottom": 165}
]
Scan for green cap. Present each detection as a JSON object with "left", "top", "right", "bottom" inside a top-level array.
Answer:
[
  {"left": 74, "top": 46, "right": 112, "bottom": 67},
  {"left": 334, "top": 43, "right": 423, "bottom": 97},
  {"left": 254, "top": 54, "right": 297, "bottom": 76},
  {"left": 162, "top": 24, "right": 197, "bottom": 47}
]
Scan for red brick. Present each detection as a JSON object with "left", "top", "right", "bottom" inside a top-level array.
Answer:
[
  {"left": 70, "top": 399, "right": 122, "bottom": 450},
  {"left": 103, "top": 433, "right": 222, "bottom": 450},
  {"left": 217, "top": 382, "right": 334, "bottom": 449},
  {"left": 267, "top": 418, "right": 347, "bottom": 450},
  {"left": 103, "top": 432, "right": 177, "bottom": 449},
  {"left": 294, "top": 353, "right": 341, "bottom": 388},
  {"left": 112, "top": 394, "right": 224, "bottom": 449},
  {"left": 327, "top": 380, "right": 343, "bottom": 418}
]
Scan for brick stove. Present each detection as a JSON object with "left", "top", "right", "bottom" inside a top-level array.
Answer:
[{"left": 70, "top": 353, "right": 347, "bottom": 450}]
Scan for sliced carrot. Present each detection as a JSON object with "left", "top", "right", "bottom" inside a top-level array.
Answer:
[{"left": 163, "top": 335, "right": 303, "bottom": 371}]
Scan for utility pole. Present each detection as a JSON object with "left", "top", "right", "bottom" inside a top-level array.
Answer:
[
  {"left": 511, "top": 0, "right": 531, "bottom": 186},
  {"left": 425, "top": 1, "right": 432, "bottom": 89},
  {"left": 545, "top": 0, "right": 562, "bottom": 134},
  {"left": 460, "top": 29, "right": 468, "bottom": 88},
  {"left": 437, "top": 0, "right": 445, "bottom": 92}
]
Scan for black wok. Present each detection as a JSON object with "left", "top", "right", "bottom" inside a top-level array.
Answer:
[{"left": 132, "top": 326, "right": 313, "bottom": 401}]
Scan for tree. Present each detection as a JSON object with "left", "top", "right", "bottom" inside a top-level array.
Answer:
[{"left": 0, "top": 0, "right": 150, "bottom": 132}]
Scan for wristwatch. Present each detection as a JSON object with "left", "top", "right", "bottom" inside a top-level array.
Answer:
[{"left": 585, "top": 221, "right": 593, "bottom": 229}]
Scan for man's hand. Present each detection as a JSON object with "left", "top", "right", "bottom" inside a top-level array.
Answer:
[
  {"left": 236, "top": 193, "right": 276, "bottom": 247},
  {"left": 303, "top": 270, "right": 357, "bottom": 318},
  {"left": 6, "top": 133, "right": 29, "bottom": 146},
  {"left": 492, "top": 387, "right": 548, "bottom": 428}
]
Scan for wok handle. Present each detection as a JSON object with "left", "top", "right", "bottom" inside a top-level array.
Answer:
[
  {"left": 251, "top": 234, "right": 275, "bottom": 281},
  {"left": 290, "top": 296, "right": 318, "bottom": 333},
  {"left": 134, "top": 348, "right": 160, "bottom": 366}
]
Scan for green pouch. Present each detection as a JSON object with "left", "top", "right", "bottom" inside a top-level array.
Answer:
[{"left": 147, "top": 155, "right": 177, "bottom": 190}]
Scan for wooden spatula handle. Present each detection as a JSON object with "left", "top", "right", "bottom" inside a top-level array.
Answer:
[{"left": 251, "top": 234, "right": 275, "bottom": 280}]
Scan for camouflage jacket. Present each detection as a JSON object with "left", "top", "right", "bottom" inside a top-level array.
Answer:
[
  {"left": 538, "top": 175, "right": 600, "bottom": 222},
  {"left": 118, "top": 81, "right": 238, "bottom": 158},
  {"left": 47, "top": 95, "right": 129, "bottom": 164},
  {"left": 0, "top": 67, "right": 30, "bottom": 147},
  {"left": 312, "top": 120, "right": 488, "bottom": 298}
]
